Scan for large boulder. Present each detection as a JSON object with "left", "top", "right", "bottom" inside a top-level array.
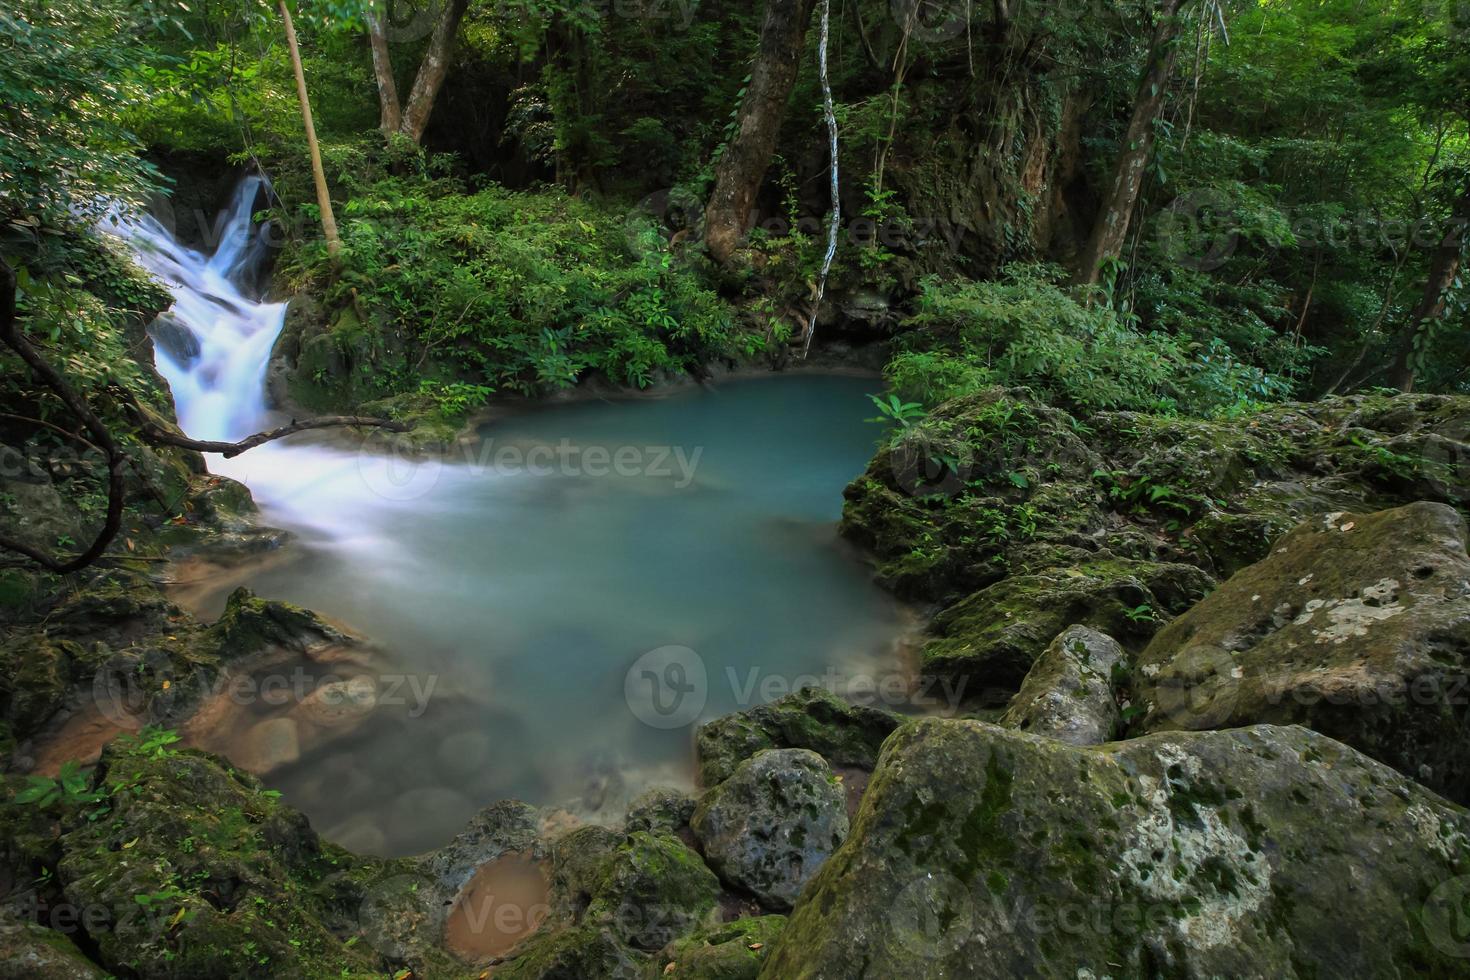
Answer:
[
  {"left": 29, "top": 738, "right": 390, "bottom": 979},
  {"left": 691, "top": 749, "right": 849, "bottom": 911},
  {"left": 695, "top": 686, "right": 901, "bottom": 787},
  {"left": 998, "top": 625, "right": 1124, "bottom": 744},
  {"left": 764, "top": 718, "right": 1470, "bottom": 978},
  {"left": 1134, "top": 502, "right": 1470, "bottom": 803}
]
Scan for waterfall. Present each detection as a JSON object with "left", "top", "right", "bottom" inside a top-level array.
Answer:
[{"left": 108, "top": 175, "right": 286, "bottom": 443}]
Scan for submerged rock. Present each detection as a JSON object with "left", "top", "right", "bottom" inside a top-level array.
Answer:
[
  {"left": 998, "top": 625, "right": 1125, "bottom": 744},
  {"left": 1135, "top": 501, "right": 1470, "bottom": 803},
  {"left": 694, "top": 686, "right": 901, "bottom": 786},
  {"left": 765, "top": 718, "right": 1470, "bottom": 978},
  {"left": 691, "top": 748, "right": 849, "bottom": 911}
]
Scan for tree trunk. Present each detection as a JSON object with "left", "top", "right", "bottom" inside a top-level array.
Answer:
[
  {"left": 1071, "top": 0, "right": 1188, "bottom": 287},
  {"left": 398, "top": 0, "right": 470, "bottom": 145},
  {"left": 705, "top": 0, "right": 817, "bottom": 264},
  {"left": 366, "top": 12, "right": 402, "bottom": 134},
  {"left": 1390, "top": 183, "right": 1470, "bottom": 391},
  {"left": 279, "top": 0, "right": 341, "bottom": 260}
]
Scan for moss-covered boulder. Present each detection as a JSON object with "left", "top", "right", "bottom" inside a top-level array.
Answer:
[
  {"left": 548, "top": 827, "right": 719, "bottom": 951},
  {"left": 0, "top": 915, "right": 106, "bottom": 979},
  {"left": 840, "top": 390, "right": 1105, "bottom": 600},
  {"left": 921, "top": 559, "right": 1212, "bottom": 704},
  {"left": 649, "top": 915, "right": 785, "bottom": 980},
  {"left": 10, "top": 737, "right": 385, "bottom": 978},
  {"left": 998, "top": 625, "right": 1124, "bottom": 744},
  {"left": 624, "top": 786, "right": 697, "bottom": 836},
  {"left": 691, "top": 749, "right": 849, "bottom": 911},
  {"left": 1135, "top": 502, "right": 1470, "bottom": 803},
  {"left": 764, "top": 718, "right": 1470, "bottom": 978},
  {"left": 694, "top": 686, "right": 901, "bottom": 787},
  {"left": 493, "top": 924, "right": 644, "bottom": 979}
]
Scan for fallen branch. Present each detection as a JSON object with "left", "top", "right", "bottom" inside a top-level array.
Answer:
[{"left": 0, "top": 257, "right": 412, "bottom": 573}]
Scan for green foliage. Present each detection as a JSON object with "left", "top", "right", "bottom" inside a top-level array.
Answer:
[
  {"left": 0, "top": 0, "right": 180, "bottom": 224},
  {"left": 866, "top": 393, "right": 926, "bottom": 429},
  {"left": 284, "top": 169, "right": 752, "bottom": 395},
  {"left": 886, "top": 266, "right": 1293, "bottom": 416},
  {"left": 11, "top": 761, "right": 105, "bottom": 810}
]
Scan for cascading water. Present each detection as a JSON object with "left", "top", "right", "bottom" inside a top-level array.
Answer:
[
  {"left": 116, "top": 175, "right": 285, "bottom": 443},
  {"left": 106, "top": 177, "right": 913, "bottom": 857}
]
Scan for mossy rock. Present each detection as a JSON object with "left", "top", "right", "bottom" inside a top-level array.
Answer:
[
  {"left": 0, "top": 636, "right": 77, "bottom": 733},
  {"left": 0, "top": 915, "right": 106, "bottom": 979},
  {"left": 31, "top": 738, "right": 384, "bottom": 978},
  {"left": 624, "top": 786, "right": 697, "bottom": 836},
  {"left": 1135, "top": 502, "right": 1470, "bottom": 803},
  {"left": 921, "top": 559, "right": 1214, "bottom": 705},
  {"left": 695, "top": 686, "right": 902, "bottom": 787},
  {"left": 209, "top": 587, "right": 350, "bottom": 659},
  {"left": 840, "top": 390, "right": 1105, "bottom": 602},
  {"left": 997, "top": 625, "right": 1124, "bottom": 745},
  {"left": 764, "top": 718, "right": 1470, "bottom": 978},
  {"left": 495, "top": 925, "right": 644, "bottom": 979},
  {"left": 549, "top": 827, "right": 719, "bottom": 952},
  {"left": 648, "top": 914, "right": 785, "bottom": 980},
  {"left": 691, "top": 749, "right": 848, "bottom": 911}
]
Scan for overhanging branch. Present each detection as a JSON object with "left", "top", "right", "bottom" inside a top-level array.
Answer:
[{"left": 0, "top": 257, "right": 413, "bottom": 573}]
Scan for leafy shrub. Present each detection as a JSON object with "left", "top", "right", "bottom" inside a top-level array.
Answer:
[
  {"left": 284, "top": 173, "right": 753, "bottom": 395},
  {"left": 887, "top": 265, "right": 1295, "bottom": 417}
]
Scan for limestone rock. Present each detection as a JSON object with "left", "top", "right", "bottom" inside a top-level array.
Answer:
[
  {"left": 998, "top": 625, "right": 1124, "bottom": 744},
  {"left": 548, "top": 827, "right": 719, "bottom": 951},
  {"left": 695, "top": 686, "right": 901, "bottom": 787},
  {"left": 691, "top": 749, "right": 848, "bottom": 911},
  {"left": 765, "top": 718, "right": 1470, "bottom": 978},
  {"left": 922, "top": 559, "right": 1212, "bottom": 704},
  {"left": 649, "top": 915, "right": 785, "bottom": 980},
  {"left": 1134, "top": 502, "right": 1470, "bottom": 802}
]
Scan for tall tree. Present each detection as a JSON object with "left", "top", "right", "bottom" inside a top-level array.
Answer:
[
  {"left": 1071, "top": 0, "right": 1193, "bottom": 287},
  {"left": 366, "top": 11, "right": 402, "bottom": 134},
  {"left": 367, "top": 0, "right": 471, "bottom": 145},
  {"left": 1391, "top": 178, "right": 1470, "bottom": 391},
  {"left": 704, "top": 0, "right": 817, "bottom": 264},
  {"left": 279, "top": 0, "right": 341, "bottom": 259}
]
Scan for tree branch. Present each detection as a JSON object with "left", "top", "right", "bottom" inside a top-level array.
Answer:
[{"left": 127, "top": 406, "right": 412, "bottom": 459}]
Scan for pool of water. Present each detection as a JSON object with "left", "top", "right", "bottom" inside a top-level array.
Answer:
[{"left": 185, "top": 374, "right": 911, "bottom": 856}]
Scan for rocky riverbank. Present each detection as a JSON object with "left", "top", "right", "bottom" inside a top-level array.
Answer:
[{"left": 4, "top": 388, "right": 1470, "bottom": 977}]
